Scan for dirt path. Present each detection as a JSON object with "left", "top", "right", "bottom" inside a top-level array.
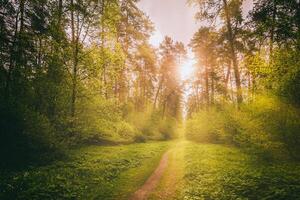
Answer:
[
  {"left": 130, "top": 150, "right": 170, "bottom": 200},
  {"left": 148, "top": 141, "right": 186, "bottom": 200},
  {"left": 130, "top": 141, "right": 186, "bottom": 200}
]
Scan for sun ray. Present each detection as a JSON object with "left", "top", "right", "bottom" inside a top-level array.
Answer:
[{"left": 179, "top": 58, "right": 196, "bottom": 81}]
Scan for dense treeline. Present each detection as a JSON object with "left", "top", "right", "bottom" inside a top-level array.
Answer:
[
  {"left": 0, "top": 0, "right": 184, "bottom": 167},
  {"left": 1, "top": 0, "right": 300, "bottom": 168},
  {"left": 186, "top": 0, "right": 300, "bottom": 159}
]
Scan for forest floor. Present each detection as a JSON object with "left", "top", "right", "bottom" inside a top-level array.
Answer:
[
  {"left": 1, "top": 140, "right": 300, "bottom": 199},
  {"left": 147, "top": 140, "right": 300, "bottom": 200}
]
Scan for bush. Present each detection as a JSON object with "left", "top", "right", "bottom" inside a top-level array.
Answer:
[
  {"left": 186, "top": 95, "right": 300, "bottom": 159},
  {"left": 186, "top": 108, "right": 224, "bottom": 143},
  {"left": 158, "top": 117, "right": 178, "bottom": 140},
  {"left": 69, "top": 97, "right": 180, "bottom": 144},
  {"left": 126, "top": 106, "right": 179, "bottom": 141},
  {"left": 134, "top": 134, "right": 147, "bottom": 143},
  {"left": 270, "top": 50, "right": 300, "bottom": 106},
  {"left": 0, "top": 102, "right": 62, "bottom": 169},
  {"left": 116, "top": 121, "right": 137, "bottom": 140}
]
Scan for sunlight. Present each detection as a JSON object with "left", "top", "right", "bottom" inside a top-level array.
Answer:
[
  {"left": 150, "top": 30, "right": 164, "bottom": 47},
  {"left": 179, "top": 58, "right": 196, "bottom": 81}
]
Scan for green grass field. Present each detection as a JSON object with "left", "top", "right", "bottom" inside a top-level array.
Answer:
[
  {"left": 150, "top": 141, "right": 300, "bottom": 200},
  {"left": 1, "top": 140, "right": 300, "bottom": 200},
  {"left": 0, "top": 142, "right": 171, "bottom": 200}
]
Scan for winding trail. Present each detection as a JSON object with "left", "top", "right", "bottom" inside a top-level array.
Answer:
[
  {"left": 130, "top": 150, "right": 170, "bottom": 200},
  {"left": 130, "top": 141, "right": 186, "bottom": 200}
]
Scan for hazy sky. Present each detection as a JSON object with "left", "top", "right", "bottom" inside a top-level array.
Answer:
[{"left": 137, "top": 0, "right": 253, "bottom": 47}]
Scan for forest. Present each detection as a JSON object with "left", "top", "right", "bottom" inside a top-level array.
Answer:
[{"left": 0, "top": 0, "right": 300, "bottom": 199}]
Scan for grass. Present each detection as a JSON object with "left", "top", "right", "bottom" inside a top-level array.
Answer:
[
  {"left": 148, "top": 140, "right": 186, "bottom": 200},
  {"left": 0, "top": 141, "right": 171, "bottom": 200},
  {"left": 2, "top": 140, "right": 300, "bottom": 200},
  {"left": 146, "top": 141, "right": 300, "bottom": 200},
  {"left": 162, "top": 141, "right": 300, "bottom": 200}
]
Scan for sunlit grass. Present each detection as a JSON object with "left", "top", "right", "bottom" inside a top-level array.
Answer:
[
  {"left": 149, "top": 140, "right": 187, "bottom": 200},
  {"left": 0, "top": 142, "right": 171, "bottom": 199},
  {"left": 148, "top": 140, "right": 300, "bottom": 200},
  {"left": 180, "top": 142, "right": 300, "bottom": 200}
]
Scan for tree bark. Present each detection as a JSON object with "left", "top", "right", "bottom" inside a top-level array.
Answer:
[
  {"left": 71, "top": 0, "right": 78, "bottom": 117},
  {"left": 269, "top": 0, "right": 277, "bottom": 60},
  {"left": 224, "top": 61, "right": 232, "bottom": 99},
  {"left": 222, "top": 0, "right": 243, "bottom": 105},
  {"left": 205, "top": 58, "right": 210, "bottom": 108},
  {"left": 211, "top": 64, "right": 215, "bottom": 105},
  {"left": 153, "top": 77, "right": 163, "bottom": 109}
]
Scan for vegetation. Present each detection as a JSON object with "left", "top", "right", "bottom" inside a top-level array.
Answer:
[
  {"left": 0, "top": 0, "right": 300, "bottom": 199},
  {"left": 147, "top": 141, "right": 300, "bottom": 200},
  {"left": 186, "top": 95, "right": 300, "bottom": 159},
  {"left": 0, "top": 0, "right": 183, "bottom": 168},
  {"left": 186, "top": 0, "right": 300, "bottom": 160},
  {"left": 0, "top": 141, "right": 171, "bottom": 199},
  {"left": 181, "top": 142, "right": 300, "bottom": 200}
]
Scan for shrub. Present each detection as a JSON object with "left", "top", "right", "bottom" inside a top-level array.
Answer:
[
  {"left": 186, "top": 95, "right": 300, "bottom": 159},
  {"left": 0, "top": 102, "right": 62, "bottom": 169},
  {"left": 134, "top": 134, "right": 147, "bottom": 143},
  {"left": 186, "top": 109, "right": 223, "bottom": 143},
  {"left": 158, "top": 117, "right": 178, "bottom": 140},
  {"left": 116, "top": 121, "right": 138, "bottom": 140}
]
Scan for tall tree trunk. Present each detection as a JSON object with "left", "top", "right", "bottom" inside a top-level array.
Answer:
[
  {"left": 153, "top": 77, "right": 163, "bottom": 109},
  {"left": 205, "top": 59, "right": 210, "bottom": 108},
  {"left": 100, "top": 0, "right": 108, "bottom": 99},
  {"left": 211, "top": 64, "right": 215, "bottom": 105},
  {"left": 196, "top": 83, "right": 200, "bottom": 112},
  {"left": 6, "top": 10, "right": 19, "bottom": 99},
  {"left": 224, "top": 62, "right": 231, "bottom": 99},
  {"left": 18, "top": 0, "right": 25, "bottom": 68},
  {"left": 119, "top": 0, "right": 129, "bottom": 103},
  {"left": 269, "top": 0, "right": 277, "bottom": 61},
  {"left": 58, "top": 0, "right": 63, "bottom": 24},
  {"left": 70, "top": 0, "right": 78, "bottom": 117},
  {"left": 20, "top": 0, "right": 25, "bottom": 33},
  {"left": 297, "top": 1, "right": 300, "bottom": 50},
  {"left": 222, "top": 0, "right": 243, "bottom": 105}
]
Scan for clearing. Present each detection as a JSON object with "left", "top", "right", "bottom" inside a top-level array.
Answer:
[
  {"left": 1, "top": 140, "right": 300, "bottom": 199},
  {"left": 148, "top": 141, "right": 300, "bottom": 200}
]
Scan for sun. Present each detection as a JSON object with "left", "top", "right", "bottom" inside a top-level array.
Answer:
[{"left": 179, "top": 58, "right": 196, "bottom": 81}]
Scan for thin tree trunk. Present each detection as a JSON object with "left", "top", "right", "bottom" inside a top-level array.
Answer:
[
  {"left": 153, "top": 77, "right": 163, "bottom": 109},
  {"left": 71, "top": 0, "right": 78, "bottom": 117},
  {"left": 222, "top": 0, "right": 243, "bottom": 105},
  {"left": 100, "top": 0, "right": 108, "bottom": 99},
  {"left": 205, "top": 58, "right": 210, "bottom": 108},
  {"left": 211, "top": 64, "right": 215, "bottom": 105},
  {"left": 224, "top": 62, "right": 231, "bottom": 99},
  {"left": 6, "top": 10, "right": 19, "bottom": 99},
  {"left": 269, "top": 0, "right": 277, "bottom": 61}
]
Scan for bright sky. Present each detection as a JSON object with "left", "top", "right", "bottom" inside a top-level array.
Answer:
[
  {"left": 137, "top": 0, "right": 253, "bottom": 117},
  {"left": 137, "top": 0, "right": 198, "bottom": 47},
  {"left": 137, "top": 0, "right": 254, "bottom": 80},
  {"left": 137, "top": 0, "right": 254, "bottom": 48}
]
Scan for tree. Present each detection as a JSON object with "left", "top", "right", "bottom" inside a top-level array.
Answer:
[
  {"left": 155, "top": 36, "right": 185, "bottom": 120},
  {"left": 188, "top": 0, "right": 244, "bottom": 105},
  {"left": 250, "top": 0, "right": 300, "bottom": 54}
]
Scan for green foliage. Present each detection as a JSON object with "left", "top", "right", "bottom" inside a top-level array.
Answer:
[
  {"left": 0, "top": 141, "right": 170, "bottom": 199},
  {"left": 0, "top": 0, "right": 180, "bottom": 169},
  {"left": 158, "top": 117, "right": 178, "bottom": 140},
  {"left": 186, "top": 108, "right": 224, "bottom": 143},
  {"left": 186, "top": 95, "right": 300, "bottom": 159},
  {"left": 0, "top": 102, "right": 62, "bottom": 169},
  {"left": 126, "top": 106, "right": 179, "bottom": 141},
  {"left": 269, "top": 49, "right": 300, "bottom": 106},
  {"left": 178, "top": 142, "right": 300, "bottom": 200}
]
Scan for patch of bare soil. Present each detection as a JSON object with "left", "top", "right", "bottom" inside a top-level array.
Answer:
[{"left": 130, "top": 151, "right": 170, "bottom": 200}]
